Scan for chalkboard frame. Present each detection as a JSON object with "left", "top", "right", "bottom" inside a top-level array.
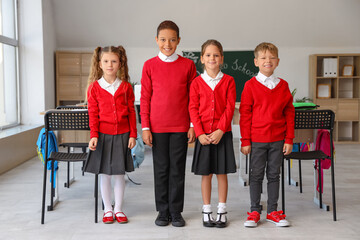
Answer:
[{"left": 183, "top": 51, "right": 259, "bottom": 102}]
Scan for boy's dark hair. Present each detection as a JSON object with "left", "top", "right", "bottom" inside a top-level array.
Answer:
[
  {"left": 254, "top": 42, "right": 279, "bottom": 58},
  {"left": 157, "top": 20, "right": 180, "bottom": 38}
]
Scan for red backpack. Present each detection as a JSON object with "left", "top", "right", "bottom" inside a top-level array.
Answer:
[{"left": 315, "top": 129, "right": 334, "bottom": 193}]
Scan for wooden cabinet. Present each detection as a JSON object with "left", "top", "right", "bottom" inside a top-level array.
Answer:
[
  {"left": 56, "top": 51, "right": 92, "bottom": 106},
  {"left": 309, "top": 54, "right": 360, "bottom": 143},
  {"left": 56, "top": 51, "right": 92, "bottom": 143}
]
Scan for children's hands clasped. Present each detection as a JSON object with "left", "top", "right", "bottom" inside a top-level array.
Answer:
[
  {"left": 198, "top": 134, "right": 212, "bottom": 145},
  {"left": 198, "top": 129, "right": 224, "bottom": 145},
  {"left": 208, "top": 129, "right": 224, "bottom": 145}
]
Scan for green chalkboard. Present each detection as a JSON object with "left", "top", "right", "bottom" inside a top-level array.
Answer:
[{"left": 183, "top": 51, "right": 258, "bottom": 102}]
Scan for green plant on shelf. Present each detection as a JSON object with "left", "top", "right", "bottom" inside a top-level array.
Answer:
[
  {"left": 291, "top": 88, "right": 313, "bottom": 103},
  {"left": 129, "top": 81, "right": 137, "bottom": 90}
]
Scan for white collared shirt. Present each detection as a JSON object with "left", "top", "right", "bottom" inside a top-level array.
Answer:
[
  {"left": 98, "top": 77, "right": 121, "bottom": 96},
  {"left": 158, "top": 52, "right": 179, "bottom": 62},
  {"left": 255, "top": 72, "right": 280, "bottom": 90},
  {"left": 201, "top": 70, "right": 224, "bottom": 91}
]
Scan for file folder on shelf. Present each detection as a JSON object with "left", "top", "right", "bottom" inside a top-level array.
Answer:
[{"left": 322, "top": 58, "right": 338, "bottom": 77}]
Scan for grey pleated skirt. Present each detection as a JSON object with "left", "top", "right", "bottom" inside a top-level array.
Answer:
[
  {"left": 84, "top": 132, "right": 134, "bottom": 175},
  {"left": 191, "top": 131, "right": 236, "bottom": 175}
]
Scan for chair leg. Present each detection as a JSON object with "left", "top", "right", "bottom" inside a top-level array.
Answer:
[
  {"left": 49, "top": 161, "right": 55, "bottom": 211},
  {"left": 82, "top": 147, "right": 86, "bottom": 176},
  {"left": 281, "top": 157, "right": 285, "bottom": 214},
  {"left": 82, "top": 161, "right": 85, "bottom": 176},
  {"left": 318, "top": 159, "right": 322, "bottom": 209},
  {"left": 66, "top": 162, "right": 70, "bottom": 188},
  {"left": 65, "top": 147, "right": 70, "bottom": 188},
  {"left": 299, "top": 160, "right": 303, "bottom": 193},
  {"left": 95, "top": 174, "right": 98, "bottom": 223},
  {"left": 245, "top": 154, "right": 248, "bottom": 174},
  {"left": 330, "top": 157, "right": 337, "bottom": 221},
  {"left": 41, "top": 161, "right": 48, "bottom": 224},
  {"left": 288, "top": 158, "right": 291, "bottom": 185}
]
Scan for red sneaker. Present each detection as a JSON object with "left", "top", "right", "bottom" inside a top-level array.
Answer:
[
  {"left": 266, "top": 211, "right": 290, "bottom": 227},
  {"left": 244, "top": 211, "right": 260, "bottom": 227},
  {"left": 102, "top": 211, "right": 114, "bottom": 224},
  {"left": 115, "top": 212, "right": 128, "bottom": 224}
]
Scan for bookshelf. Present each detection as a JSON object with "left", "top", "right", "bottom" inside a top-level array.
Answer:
[
  {"left": 309, "top": 54, "right": 360, "bottom": 143},
  {"left": 55, "top": 51, "right": 92, "bottom": 106},
  {"left": 55, "top": 51, "right": 92, "bottom": 143}
]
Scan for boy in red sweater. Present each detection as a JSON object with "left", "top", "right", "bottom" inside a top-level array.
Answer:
[
  {"left": 140, "top": 20, "right": 197, "bottom": 227},
  {"left": 240, "top": 42, "right": 295, "bottom": 227}
]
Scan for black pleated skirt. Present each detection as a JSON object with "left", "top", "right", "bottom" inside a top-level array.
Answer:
[
  {"left": 191, "top": 131, "right": 236, "bottom": 175},
  {"left": 84, "top": 132, "right": 134, "bottom": 175}
]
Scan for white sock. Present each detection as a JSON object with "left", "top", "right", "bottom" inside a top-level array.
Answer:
[
  {"left": 113, "top": 174, "right": 125, "bottom": 213},
  {"left": 217, "top": 203, "right": 227, "bottom": 222},
  {"left": 202, "top": 205, "right": 213, "bottom": 221},
  {"left": 101, "top": 174, "right": 113, "bottom": 216}
]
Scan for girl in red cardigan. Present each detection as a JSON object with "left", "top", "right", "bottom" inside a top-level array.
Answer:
[
  {"left": 85, "top": 46, "right": 137, "bottom": 224},
  {"left": 189, "top": 40, "right": 236, "bottom": 228}
]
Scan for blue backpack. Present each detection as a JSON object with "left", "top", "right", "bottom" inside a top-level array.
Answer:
[
  {"left": 131, "top": 133, "right": 145, "bottom": 168},
  {"left": 36, "top": 128, "right": 59, "bottom": 188}
]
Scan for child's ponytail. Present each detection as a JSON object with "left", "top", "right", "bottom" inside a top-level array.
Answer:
[
  {"left": 88, "top": 47, "right": 103, "bottom": 86},
  {"left": 85, "top": 47, "right": 102, "bottom": 103},
  {"left": 117, "top": 45, "right": 130, "bottom": 82}
]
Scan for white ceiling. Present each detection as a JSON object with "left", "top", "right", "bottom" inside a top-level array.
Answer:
[{"left": 51, "top": 0, "right": 360, "bottom": 49}]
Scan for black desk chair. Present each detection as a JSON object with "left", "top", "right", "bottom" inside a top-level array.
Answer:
[
  {"left": 282, "top": 109, "right": 336, "bottom": 221},
  {"left": 41, "top": 110, "right": 90, "bottom": 224},
  {"left": 56, "top": 105, "right": 88, "bottom": 188}
]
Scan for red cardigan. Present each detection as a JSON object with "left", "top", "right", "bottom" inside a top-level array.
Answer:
[
  {"left": 140, "top": 55, "right": 197, "bottom": 133},
  {"left": 240, "top": 77, "right": 295, "bottom": 147},
  {"left": 189, "top": 74, "right": 236, "bottom": 137},
  {"left": 87, "top": 80, "right": 137, "bottom": 139}
]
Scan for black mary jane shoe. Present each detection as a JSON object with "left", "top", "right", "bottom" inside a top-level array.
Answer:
[
  {"left": 215, "top": 212, "right": 227, "bottom": 228},
  {"left": 202, "top": 211, "right": 215, "bottom": 227}
]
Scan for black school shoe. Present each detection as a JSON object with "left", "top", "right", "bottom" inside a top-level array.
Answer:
[
  {"left": 155, "top": 211, "right": 170, "bottom": 226},
  {"left": 202, "top": 212, "right": 216, "bottom": 227},
  {"left": 171, "top": 212, "right": 186, "bottom": 227},
  {"left": 215, "top": 212, "right": 228, "bottom": 228}
]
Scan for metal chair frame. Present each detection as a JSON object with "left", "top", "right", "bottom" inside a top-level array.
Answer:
[
  {"left": 41, "top": 110, "right": 93, "bottom": 224},
  {"left": 282, "top": 109, "right": 336, "bottom": 221},
  {"left": 56, "top": 105, "right": 88, "bottom": 188}
]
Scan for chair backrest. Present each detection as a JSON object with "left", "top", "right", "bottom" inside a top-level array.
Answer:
[
  {"left": 294, "top": 110, "right": 335, "bottom": 130},
  {"left": 56, "top": 105, "right": 87, "bottom": 110},
  {"left": 44, "top": 110, "right": 90, "bottom": 131}
]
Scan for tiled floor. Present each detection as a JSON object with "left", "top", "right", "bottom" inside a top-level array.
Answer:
[{"left": 0, "top": 141, "right": 359, "bottom": 240}]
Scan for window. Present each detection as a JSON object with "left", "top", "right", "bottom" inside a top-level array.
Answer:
[{"left": 0, "top": 0, "right": 18, "bottom": 129}]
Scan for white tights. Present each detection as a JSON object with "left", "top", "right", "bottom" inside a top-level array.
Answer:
[{"left": 101, "top": 174, "right": 125, "bottom": 214}]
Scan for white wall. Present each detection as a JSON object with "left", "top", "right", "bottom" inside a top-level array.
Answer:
[
  {"left": 18, "top": 0, "right": 45, "bottom": 125},
  {"left": 51, "top": 0, "right": 360, "bottom": 100},
  {"left": 42, "top": 0, "right": 57, "bottom": 110},
  {"left": 18, "top": 0, "right": 57, "bottom": 125}
]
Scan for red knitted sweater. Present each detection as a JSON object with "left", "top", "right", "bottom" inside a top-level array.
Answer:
[
  {"left": 240, "top": 76, "right": 295, "bottom": 147},
  {"left": 87, "top": 80, "right": 137, "bottom": 139},
  {"left": 140, "top": 55, "right": 197, "bottom": 133}
]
